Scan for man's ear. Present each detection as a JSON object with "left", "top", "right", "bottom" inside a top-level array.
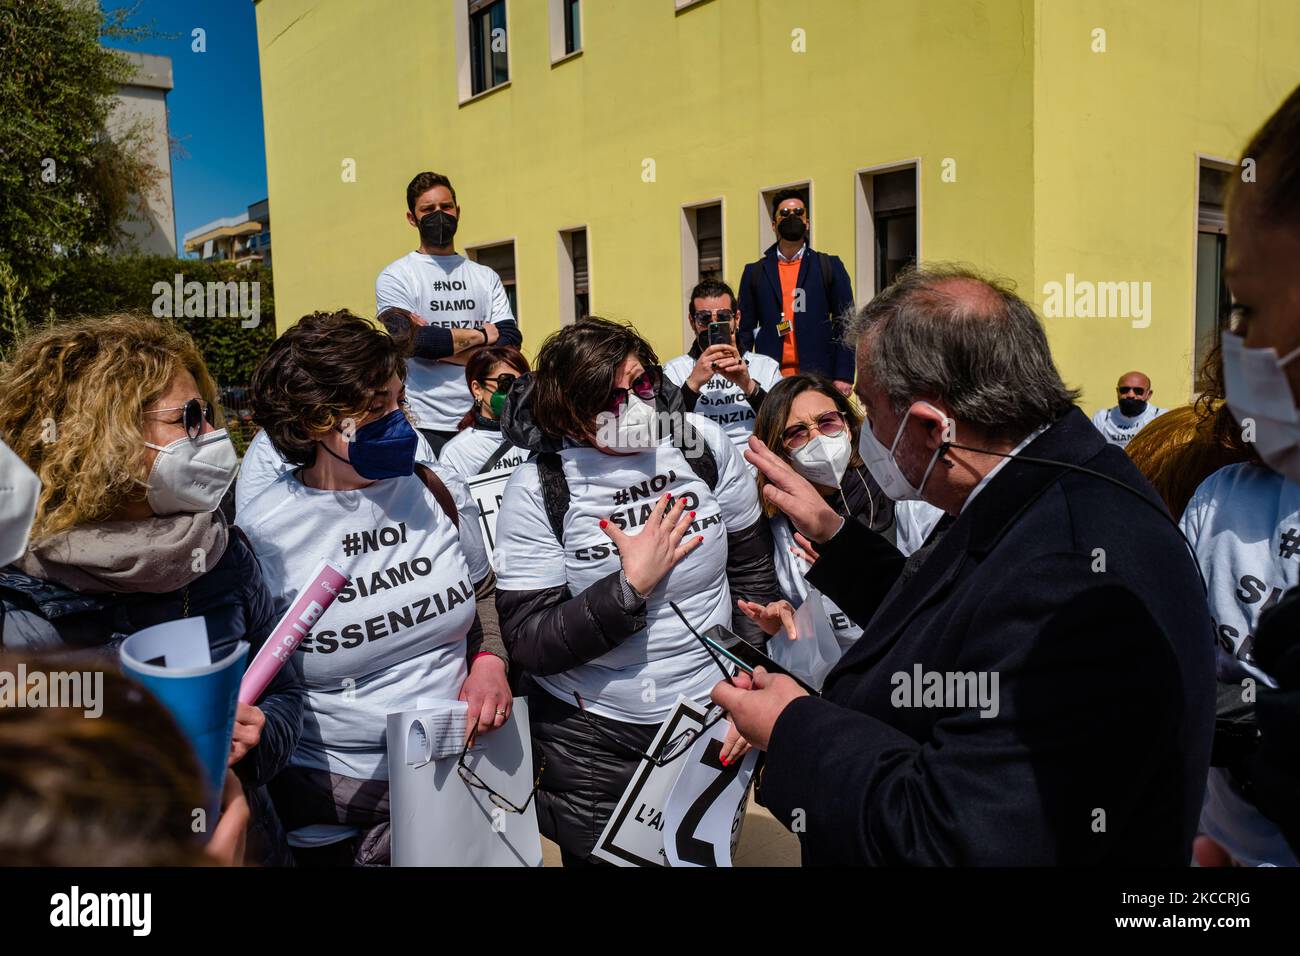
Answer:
[
  {"left": 407, "top": 211, "right": 418, "bottom": 228},
  {"left": 910, "top": 400, "right": 952, "bottom": 449}
]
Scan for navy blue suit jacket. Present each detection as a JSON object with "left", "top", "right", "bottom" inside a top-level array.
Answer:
[
  {"left": 757, "top": 408, "right": 1215, "bottom": 865},
  {"left": 737, "top": 243, "right": 855, "bottom": 382}
]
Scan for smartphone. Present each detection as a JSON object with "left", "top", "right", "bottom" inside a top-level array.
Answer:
[
  {"left": 707, "top": 321, "right": 733, "bottom": 348},
  {"left": 702, "top": 624, "right": 819, "bottom": 696}
]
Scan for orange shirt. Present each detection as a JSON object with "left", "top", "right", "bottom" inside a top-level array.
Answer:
[{"left": 778, "top": 258, "right": 801, "bottom": 376}]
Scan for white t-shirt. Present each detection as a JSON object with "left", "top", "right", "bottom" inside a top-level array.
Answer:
[
  {"left": 493, "top": 415, "right": 761, "bottom": 723},
  {"left": 436, "top": 424, "right": 529, "bottom": 558},
  {"left": 662, "top": 351, "right": 783, "bottom": 449},
  {"left": 235, "top": 428, "right": 437, "bottom": 516},
  {"left": 238, "top": 464, "right": 490, "bottom": 780},
  {"left": 1180, "top": 461, "right": 1300, "bottom": 867},
  {"left": 894, "top": 499, "right": 946, "bottom": 557},
  {"left": 375, "top": 251, "right": 516, "bottom": 431},
  {"left": 1091, "top": 404, "right": 1166, "bottom": 447},
  {"left": 770, "top": 513, "right": 861, "bottom": 652}
]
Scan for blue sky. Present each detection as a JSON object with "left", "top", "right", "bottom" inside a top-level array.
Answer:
[{"left": 104, "top": 1, "right": 267, "bottom": 255}]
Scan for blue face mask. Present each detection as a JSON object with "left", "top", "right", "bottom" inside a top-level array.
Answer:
[{"left": 342, "top": 408, "right": 418, "bottom": 479}]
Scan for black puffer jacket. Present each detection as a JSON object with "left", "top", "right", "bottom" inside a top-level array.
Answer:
[
  {"left": 0, "top": 528, "right": 304, "bottom": 866},
  {"left": 495, "top": 373, "right": 783, "bottom": 674}
]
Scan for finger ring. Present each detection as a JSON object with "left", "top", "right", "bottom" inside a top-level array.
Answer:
[{"left": 495, "top": 709, "right": 507, "bottom": 716}]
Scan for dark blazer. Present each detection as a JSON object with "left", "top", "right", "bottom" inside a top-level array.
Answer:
[
  {"left": 737, "top": 243, "right": 855, "bottom": 382},
  {"left": 757, "top": 408, "right": 1215, "bottom": 865}
]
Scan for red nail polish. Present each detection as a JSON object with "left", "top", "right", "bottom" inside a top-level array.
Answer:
[
  {"left": 690, "top": 511, "right": 696, "bottom": 520},
  {"left": 599, "top": 519, "right": 608, "bottom": 528},
  {"left": 696, "top": 535, "right": 704, "bottom": 543}
]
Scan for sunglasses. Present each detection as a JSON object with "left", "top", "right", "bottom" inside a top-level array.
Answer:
[
  {"left": 457, "top": 732, "right": 545, "bottom": 813},
  {"left": 775, "top": 206, "right": 806, "bottom": 220},
  {"left": 478, "top": 373, "right": 518, "bottom": 392},
  {"left": 607, "top": 366, "right": 662, "bottom": 416},
  {"left": 782, "top": 410, "right": 846, "bottom": 450},
  {"left": 691, "top": 309, "right": 736, "bottom": 325},
  {"left": 143, "top": 398, "right": 214, "bottom": 441}
]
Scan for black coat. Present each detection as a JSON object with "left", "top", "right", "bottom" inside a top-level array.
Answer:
[
  {"left": 0, "top": 528, "right": 304, "bottom": 866},
  {"left": 757, "top": 409, "right": 1215, "bottom": 865}
]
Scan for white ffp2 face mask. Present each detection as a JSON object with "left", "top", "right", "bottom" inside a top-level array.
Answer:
[
  {"left": 0, "top": 439, "right": 41, "bottom": 565},
  {"left": 1222, "top": 330, "right": 1300, "bottom": 485},
  {"left": 858, "top": 402, "right": 947, "bottom": 502},
  {"left": 143, "top": 428, "right": 239, "bottom": 515},
  {"left": 792, "top": 432, "right": 852, "bottom": 488},
  {"left": 603, "top": 393, "right": 661, "bottom": 451}
]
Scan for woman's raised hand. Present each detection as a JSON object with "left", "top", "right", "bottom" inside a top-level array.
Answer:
[{"left": 600, "top": 494, "right": 703, "bottom": 596}]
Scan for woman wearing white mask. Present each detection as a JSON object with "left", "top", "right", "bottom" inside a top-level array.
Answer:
[
  {"left": 1171, "top": 83, "right": 1300, "bottom": 867},
  {"left": 0, "top": 313, "right": 304, "bottom": 867},
  {"left": 493, "top": 316, "right": 782, "bottom": 866},
  {"left": 743, "top": 375, "right": 894, "bottom": 655}
]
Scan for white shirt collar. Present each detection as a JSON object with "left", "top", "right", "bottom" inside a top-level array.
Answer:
[
  {"left": 959, "top": 425, "right": 1049, "bottom": 513},
  {"left": 776, "top": 243, "right": 807, "bottom": 263}
]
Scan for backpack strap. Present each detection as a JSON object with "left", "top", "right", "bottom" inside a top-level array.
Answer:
[
  {"left": 415, "top": 464, "right": 459, "bottom": 529},
  {"left": 671, "top": 415, "right": 719, "bottom": 493},
  {"left": 477, "top": 438, "right": 514, "bottom": 475},
  {"left": 535, "top": 451, "right": 570, "bottom": 546}
]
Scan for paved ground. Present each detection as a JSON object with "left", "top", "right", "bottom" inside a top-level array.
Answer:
[{"left": 540, "top": 798, "right": 801, "bottom": 867}]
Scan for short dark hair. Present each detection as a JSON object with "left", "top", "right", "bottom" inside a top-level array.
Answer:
[
  {"left": 752, "top": 373, "right": 864, "bottom": 517},
  {"left": 529, "top": 316, "right": 659, "bottom": 442},
  {"left": 846, "top": 263, "right": 1080, "bottom": 444},
  {"left": 1234, "top": 82, "right": 1300, "bottom": 227},
  {"left": 688, "top": 278, "right": 737, "bottom": 313},
  {"left": 771, "top": 188, "right": 807, "bottom": 219},
  {"left": 406, "top": 171, "right": 457, "bottom": 213},
  {"left": 251, "top": 310, "right": 409, "bottom": 467}
]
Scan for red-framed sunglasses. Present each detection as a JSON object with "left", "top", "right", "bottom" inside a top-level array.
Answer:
[{"left": 607, "top": 366, "right": 662, "bottom": 415}]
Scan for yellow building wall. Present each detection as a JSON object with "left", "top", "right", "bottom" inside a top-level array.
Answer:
[
  {"left": 255, "top": 0, "right": 1300, "bottom": 412},
  {"left": 256, "top": 0, "right": 1036, "bottom": 363},
  {"left": 1032, "top": 0, "right": 1300, "bottom": 411}
]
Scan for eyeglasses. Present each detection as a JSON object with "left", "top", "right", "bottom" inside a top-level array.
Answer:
[
  {"left": 782, "top": 410, "right": 846, "bottom": 450},
  {"left": 1117, "top": 386, "right": 1148, "bottom": 397},
  {"left": 143, "top": 398, "right": 214, "bottom": 441},
  {"left": 479, "top": 373, "right": 517, "bottom": 393},
  {"left": 456, "top": 732, "right": 545, "bottom": 813},
  {"left": 691, "top": 309, "right": 736, "bottom": 325},
  {"left": 607, "top": 366, "right": 662, "bottom": 416},
  {"left": 572, "top": 692, "right": 726, "bottom": 767},
  {"left": 775, "top": 206, "right": 806, "bottom": 220}
]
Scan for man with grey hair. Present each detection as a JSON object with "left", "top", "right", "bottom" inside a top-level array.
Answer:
[{"left": 715, "top": 264, "right": 1215, "bottom": 865}]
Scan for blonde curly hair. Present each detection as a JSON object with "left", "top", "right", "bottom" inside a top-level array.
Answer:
[{"left": 0, "top": 313, "right": 220, "bottom": 541}]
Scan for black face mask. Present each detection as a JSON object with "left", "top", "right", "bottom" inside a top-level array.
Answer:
[
  {"left": 1118, "top": 398, "right": 1148, "bottom": 417},
  {"left": 777, "top": 216, "right": 807, "bottom": 242},
  {"left": 418, "top": 210, "right": 458, "bottom": 248}
]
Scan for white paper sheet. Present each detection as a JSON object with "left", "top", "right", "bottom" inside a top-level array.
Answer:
[
  {"left": 662, "top": 719, "right": 758, "bottom": 867},
  {"left": 590, "top": 696, "right": 709, "bottom": 867},
  {"left": 387, "top": 697, "right": 542, "bottom": 866}
]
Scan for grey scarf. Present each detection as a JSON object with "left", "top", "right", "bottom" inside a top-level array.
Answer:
[{"left": 18, "top": 512, "right": 229, "bottom": 595}]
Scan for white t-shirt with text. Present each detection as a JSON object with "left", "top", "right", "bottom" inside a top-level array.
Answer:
[
  {"left": 375, "top": 251, "right": 515, "bottom": 431},
  {"left": 493, "top": 416, "right": 760, "bottom": 723},
  {"left": 437, "top": 424, "right": 529, "bottom": 559},
  {"left": 663, "top": 351, "right": 783, "bottom": 449},
  {"left": 238, "top": 464, "right": 490, "bottom": 780}
]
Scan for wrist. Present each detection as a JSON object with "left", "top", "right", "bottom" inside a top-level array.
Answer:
[
  {"left": 472, "top": 651, "right": 506, "bottom": 671},
  {"left": 479, "top": 326, "right": 490, "bottom": 345}
]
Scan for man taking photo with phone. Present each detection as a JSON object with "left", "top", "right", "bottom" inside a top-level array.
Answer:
[{"left": 665, "top": 279, "right": 783, "bottom": 456}]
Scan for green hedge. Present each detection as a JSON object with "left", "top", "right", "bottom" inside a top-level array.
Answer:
[{"left": 1, "top": 255, "right": 277, "bottom": 456}]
